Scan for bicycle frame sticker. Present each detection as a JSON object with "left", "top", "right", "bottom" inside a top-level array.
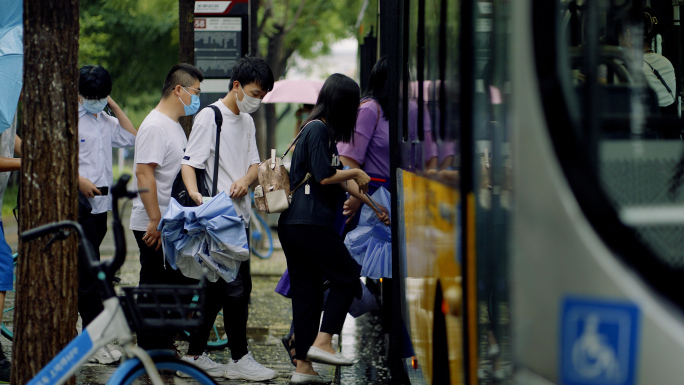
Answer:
[{"left": 28, "top": 330, "right": 94, "bottom": 385}]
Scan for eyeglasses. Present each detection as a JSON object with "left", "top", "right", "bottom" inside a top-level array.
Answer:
[{"left": 182, "top": 86, "right": 201, "bottom": 96}]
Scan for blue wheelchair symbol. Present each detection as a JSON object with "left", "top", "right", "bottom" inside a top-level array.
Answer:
[{"left": 560, "top": 297, "right": 640, "bottom": 385}]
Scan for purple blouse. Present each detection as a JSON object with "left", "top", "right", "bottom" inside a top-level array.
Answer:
[{"left": 337, "top": 100, "right": 390, "bottom": 178}]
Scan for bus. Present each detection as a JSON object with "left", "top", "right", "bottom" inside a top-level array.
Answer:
[{"left": 359, "top": 0, "right": 684, "bottom": 384}]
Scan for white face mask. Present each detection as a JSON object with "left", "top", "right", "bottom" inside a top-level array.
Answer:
[{"left": 235, "top": 84, "right": 262, "bottom": 114}]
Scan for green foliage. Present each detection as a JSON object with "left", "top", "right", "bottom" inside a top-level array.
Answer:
[
  {"left": 1, "top": 184, "right": 17, "bottom": 217},
  {"left": 77, "top": 0, "right": 365, "bottom": 126},
  {"left": 79, "top": 0, "right": 180, "bottom": 126},
  {"left": 257, "top": 0, "right": 363, "bottom": 77}
]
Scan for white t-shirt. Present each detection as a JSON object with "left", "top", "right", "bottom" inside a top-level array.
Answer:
[
  {"left": 643, "top": 53, "right": 677, "bottom": 107},
  {"left": 181, "top": 100, "right": 260, "bottom": 224},
  {"left": 129, "top": 110, "right": 188, "bottom": 231},
  {"left": 78, "top": 104, "right": 136, "bottom": 214}
]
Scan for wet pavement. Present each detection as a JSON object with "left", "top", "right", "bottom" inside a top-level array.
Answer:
[{"left": 0, "top": 211, "right": 393, "bottom": 384}]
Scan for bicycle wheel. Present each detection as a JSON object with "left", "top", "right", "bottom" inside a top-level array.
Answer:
[
  {"left": 112, "top": 354, "right": 218, "bottom": 385},
  {"left": 250, "top": 211, "right": 273, "bottom": 259},
  {"left": 1, "top": 253, "right": 17, "bottom": 340}
]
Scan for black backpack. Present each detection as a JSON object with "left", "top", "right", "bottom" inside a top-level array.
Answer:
[{"left": 171, "top": 105, "right": 222, "bottom": 207}]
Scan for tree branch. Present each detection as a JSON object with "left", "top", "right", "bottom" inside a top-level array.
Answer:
[
  {"left": 282, "top": 0, "right": 291, "bottom": 28},
  {"left": 257, "top": 0, "right": 273, "bottom": 38},
  {"left": 284, "top": 0, "right": 306, "bottom": 33}
]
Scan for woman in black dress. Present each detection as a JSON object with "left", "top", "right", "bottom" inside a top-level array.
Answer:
[{"left": 278, "top": 73, "right": 389, "bottom": 384}]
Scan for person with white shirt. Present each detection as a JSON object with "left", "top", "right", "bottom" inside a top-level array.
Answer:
[
  {"left": 77, "top": 65, "right": 136, "bottom": 364},
  {"left": 179, "top": 57, "right": 277, "bottom": 381},
  {"left": 617, "top": 7, "right": 678, "bottom": 116},
  {"left": 129, "top": 63, "right": 204, "bottom": 353}
]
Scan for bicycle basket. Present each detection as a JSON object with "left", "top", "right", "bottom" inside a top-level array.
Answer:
[{"left": 119, "top": 283, "right": 205, "bottom": 333}]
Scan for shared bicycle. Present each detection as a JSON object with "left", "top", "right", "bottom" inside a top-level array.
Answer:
[
  {"left": 20, "top": 175, "right": 218, "bottom": 385},
  {"left": 1, "top": 193, "right": 276, "bottom": 361}
]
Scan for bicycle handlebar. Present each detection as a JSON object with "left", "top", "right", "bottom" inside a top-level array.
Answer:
[{"left": 20, "top": 220, "right": 82, "bottom": 242}]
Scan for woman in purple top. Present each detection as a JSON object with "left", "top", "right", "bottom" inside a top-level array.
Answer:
[
  {"left": 338, "top": 57, "right": 441, "bottom": 227},
  {"left": 337, "top": 57, "right": 392, "bottom": 228}
]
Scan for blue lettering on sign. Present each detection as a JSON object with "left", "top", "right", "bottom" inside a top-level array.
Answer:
[
  {"left": 560, "top": 296, "right": 640, "bottom": 385},
  {"left": 28, "top": 330, "right": 93, "bottom": 385}
]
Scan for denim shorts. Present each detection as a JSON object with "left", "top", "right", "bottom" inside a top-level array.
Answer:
[{"left": 0, "top": 222, "right": 14, "bottom": 291}]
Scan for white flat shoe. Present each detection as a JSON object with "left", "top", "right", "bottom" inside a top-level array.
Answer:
[
  {"left": 290, "top": 372, "right": 331, "bottom": 384},
  {"left": 306, "top": 346, "right": 354, "bottom": 366}
]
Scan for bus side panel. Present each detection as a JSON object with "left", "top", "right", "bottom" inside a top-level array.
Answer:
[{"left": 401, "top": 170, "right": 462, "bottom": 384}]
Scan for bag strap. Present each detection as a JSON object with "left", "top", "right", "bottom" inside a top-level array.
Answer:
[
  {"left": 289, "top": 172, "right": 312, "bottom": 198},
  {"left": 281, "top": 119, "right": 321, "bottom": 160},
  {"left": 207, "top": 105, "right": 222, "bottom": 197},
  {"left": 644, "top": 59, "right": 676, "bottom": 103}
]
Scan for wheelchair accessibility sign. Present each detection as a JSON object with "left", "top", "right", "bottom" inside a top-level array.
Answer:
[{"left": 560, "top": 297, "right": 640, "bottom": 385}]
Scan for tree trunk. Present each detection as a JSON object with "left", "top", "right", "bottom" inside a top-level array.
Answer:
[
  {"left": 250, "top": 0, "right": 267, "bottom": 159},
  {"left": 179, "top": 0, "right": 196, "bottom": 137},
  {"left": 264, "top": 26, "right": 286, "bottom": 154},
  {"left": 15, "top": 0, "right": 80, "bottom": 384},
  {"left": 250, "top": 0, "right": 260, "bottom": 57}
]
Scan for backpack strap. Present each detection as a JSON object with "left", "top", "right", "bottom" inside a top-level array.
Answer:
[
  {"left": 281, "top": 119, "right": 321, "bottom": 160},
  {"left": 289, "top": 172, "right": 312, "bottom": 199},
  {"left": 207, "top": 105, "right": 222, "bottom": 197}
]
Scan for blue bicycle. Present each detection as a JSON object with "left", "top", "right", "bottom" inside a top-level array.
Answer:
[{"left": 21, "top": 175, "right": 217, "bottom": 385}]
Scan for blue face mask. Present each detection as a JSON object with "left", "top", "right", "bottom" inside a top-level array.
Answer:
[
  {"left": 82, "top": 97, "right": 108, "bottom": 114},
  {"left": 179, "top": 87, "right": 200, "bottom": 116}
]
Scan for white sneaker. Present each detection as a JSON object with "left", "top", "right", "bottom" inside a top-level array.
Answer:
[
  {"left": 178, "top": 353, "right": 227, "bottom": 378},
  {"left": 88, "top": 346, "right": 120, "bottom": 365},
  {"left": 104, "top": 343, "right": 122, "bottom": 362},
  {"left": 224, "top": 352, "right": 278, "bottom": 381}
]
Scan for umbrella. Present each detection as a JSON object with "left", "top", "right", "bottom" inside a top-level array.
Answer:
[
  {"left": 262, "top": 79, "right": 324, "bottom": 105},
  {"left": 159, "top": 191, "right": 249, "bottom": 283},
  {"left": 0, "top": 0, "right": 23, "bottom": 134},
  {"left": 344, "top": 187, "right": 392, "bottom": 279}
]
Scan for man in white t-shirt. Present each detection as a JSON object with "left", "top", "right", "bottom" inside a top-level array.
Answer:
[
  {"left": 77, "top": 65, "right": 137, "bottom": 365},
  {"left": 180, "top": 57, "right": 276, "bottom": 381},
  {"left": 129, "top": 63, "right": 204, "bottom": 353}
]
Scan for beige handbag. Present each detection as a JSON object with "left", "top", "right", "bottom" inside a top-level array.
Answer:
[{"left": 254, "top": 121, "right": 316, "bottom": 213}]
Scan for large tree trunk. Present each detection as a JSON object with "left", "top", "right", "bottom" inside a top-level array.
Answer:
[
  {"left": 178, "top": 0, "right": 195, "bottom": 137},
  {"left": 15, "top": 0, "right": 80, "bottom": 384}
]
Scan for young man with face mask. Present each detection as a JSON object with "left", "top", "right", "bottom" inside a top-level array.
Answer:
[
  {"left": 179, "top": 57, "right": 276, "bottom": 380},
  {"left": 129, "top": 63, "right": 204, "bottom": 352},
  {"left": 77, "top": 65, "right": 137, "bottom": 364}
]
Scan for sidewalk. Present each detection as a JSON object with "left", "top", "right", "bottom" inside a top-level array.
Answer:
[{"left": 1, "top": 212, "right": 338, "bottom": 384}]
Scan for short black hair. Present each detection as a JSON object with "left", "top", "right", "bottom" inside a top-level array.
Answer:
[
  {"left": 230, "top": 56, "right": 275, "bottom": 92},
  {"left": 79, "top": 65, "right": 112, "bottom": 100},
  {"left": 303, "top": 73, "right": 360, "bottom": 144},
  {"left": 643, "top": 6, "right": 662, "bottom": 42},
  {"left": 361, "top": 56, "right": 389, "bottom": 118},
  {"left": 161, "top": 63, "right": 204, "bottom": 98}
]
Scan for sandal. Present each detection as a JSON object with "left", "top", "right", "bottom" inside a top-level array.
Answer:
[{"left": 282, "top": 335, "right": 297, "bottom": 367}]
